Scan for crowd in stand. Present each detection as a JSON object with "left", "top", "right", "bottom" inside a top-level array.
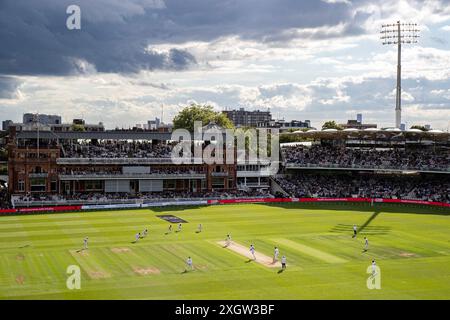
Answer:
[
  {"left": 282, "top": 145, "right": 450, "bottom": 171},
  {"left": 13, "top": 189, "right": 272, "bottom": 205},
  {"left": 62, "top": 141, "right": 175, "bottom": 159},
  {"left": 275, "top": 174, "right": 450, "bottom": 203},
  {"left": 0, "top": 188, "right": 10, "bottom": 209}
]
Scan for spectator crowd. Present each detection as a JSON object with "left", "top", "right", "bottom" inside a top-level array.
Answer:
[
  {"left": 12, "top": 189, "right": 273, "bottom": 206},
  {"left": 275, "top": 174, "right": 450, "bottom": 204},
  {"left": 0, "top": 188, "right": 10, "bottom": 209},
  {"left": 282, "top": 145, "right": 450, "bottom": 171},
  {"left": 62, "top": 141, "right": 174, "bottom": 159}
]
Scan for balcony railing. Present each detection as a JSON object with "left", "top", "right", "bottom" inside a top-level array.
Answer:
[
  {"left": 12, "top": 195, "right": 272, "bottom": 207},
  {"left": 57, "top": 157, "right": 203, "bottom": 165},
  {"left": 59, "top": 173, "right": 206, "bottom": 180},
  {"left": 284, "top": 162, "right": 450, "bottom": 173},
  {"left": 237, "top": 170, "right": 273, "bottom": 177},
  {"left": 211, "top": 172, "right": 229, "bottom": 177},
  {"left": 29, "top": 173, "right": 49, "bottom": 178}
]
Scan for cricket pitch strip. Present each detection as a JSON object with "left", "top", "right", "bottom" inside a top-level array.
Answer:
[{"left": 217, "top": 241, "right": 281, "bottom": 268}]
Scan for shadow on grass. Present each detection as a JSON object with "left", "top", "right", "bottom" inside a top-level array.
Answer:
[
  {"left": 260, "top": 202, "right": 450, "bottom": 216},
  {"left": 150, "top": 205, "right": 206, "bottom": 213},
  {"left": 5, "top": 200, "right": 448, "bottom": 219},
  {"left": 330, "top": 210, "right": 391, "bottom": 236},
  {"left": 358, "top": 211, "right": 381, "bottom": 234}
]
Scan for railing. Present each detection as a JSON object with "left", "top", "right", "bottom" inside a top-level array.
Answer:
[
  {"left": 29, "top": 173, "right": 49, "bottom": 178},
  {"left": 237, "top": 170, "right": 273, "bottom": 177},
  {"left": 284, "top": 162, "right": 450, "bottom": 173},
  {"left": 12, "top": 195, "right": 272, "bottom": 207},
  {"left": 239, "top": 182, "right": 270, "bottom": 187},
  {"left": 3, "top": 197, "right": 450, "bottom": 213},
  {"left": 58, "top": 173, "right": 206, "bottom": 180},
  {"left": 57, "top": 157, "right": 204, "bottom": 165},
  {"left": 57, "top": 157, "right": 275, "bottom": 165},
  {"left": 211, "top": 172, "right": 229, "bottom": 177}
]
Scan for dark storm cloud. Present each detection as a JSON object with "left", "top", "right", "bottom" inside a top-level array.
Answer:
[
  {"left": 0, "top": 0, "right": 373, "bottom": 76},
  {"left": 0, "top": 0, "right": 195, "bottom": 75},
  {"left": 2, "top": 0, "right": 449, "bottom": 76}
]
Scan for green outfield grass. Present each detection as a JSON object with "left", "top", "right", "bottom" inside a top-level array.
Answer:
[{"left": 0, "top": 203, "right": 449, "bottom": 300}]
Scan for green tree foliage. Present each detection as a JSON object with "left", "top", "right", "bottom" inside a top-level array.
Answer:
[
  {"left": 322, "top": 121, "right": 343, "bottom": 130},
  {"left": 71, "top": 124, "right": 86, "bottom": 132},
  {"left": 410, "top": 125, "right": 428, "bottom": 131},
  {"left": 279, "top": 133, "right": 313, "bottom": 143},
  {"left": 173, "top": 104, "right": 234, "bottom": 132},
  {"left": 0, "top": 148, "right": 7, "bottom": 161}
]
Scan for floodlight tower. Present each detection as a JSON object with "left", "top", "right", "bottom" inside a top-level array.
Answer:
[{"left": 380, "top": 21, "right": 420, "bottom": 128}]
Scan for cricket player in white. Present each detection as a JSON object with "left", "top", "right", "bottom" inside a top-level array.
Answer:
[
  {"left": 281, "top": 255, "right": 287, "bottom": 270},
  {"left": 197, "top": 224, "right": 202, "bottom": 233},
  {"left": 226, "top": 234, "right": 231, "bottom": 246},
  {"left": 273, "top": 246, "right": 279, "bottom": 263},
  {"left": 364, "top": 237, "right": 369, "bottom": 251},
  {"left": 135, "top": 233, "right": 140, "bottom": 242},
  {"left": 371, "top": 260, "right": 377, "bottom": 277},
  {"left": 143, "top": 229, "right": 148, "bottom": 238},
  {"left": 83, "top": 237, "right": 88, "bottom": 250},
  {"left": 250, "top": 244, "right": 256, "bottom": 260},
  {"left": 178, "top": 223, "right": 182, "bottom": 232},
  {"left": 168, "top": 224, "right": 172, "bottom": 233},
  {"left": 353, "top": 225, "right": 357, "bottom": 238},
  {"left": 186, "top": 257, "right": 193, "bottom": 271}
]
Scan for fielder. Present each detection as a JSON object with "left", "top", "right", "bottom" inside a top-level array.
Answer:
[
  {"left": 142, "top": 228, "right": 148, "bottom": 238},
  {"left": 273, "top": 246, "right": 279, "bottom": 263},
  {"left": 135, "top": 232, "right": 140, "bottom": 242},
  {"left": 197, "top": 224, "right": 202, "bottom": 233},
  {"left": 83, "top": 236, "right": 89, "bottom": 250},
  {"left": 352, "top": 224, "right": 357, "bottom": 238},
  {"left": 178, "top": 223, "right": 182, "bottom": 232},
  {"left": 281, "top": 255, "right": 287, "bottom": 270},
  {"left": 168, "top": 224, "right": 172, "bottom": 233},
  {"left": 371, "top": 259, "right": 377, "bottom": 277},
  {"left": 250, "top": 244, "right": 256, "bottom": 260},
  {"left": 186, "top": 256, "right": 193, "bottom": 271},
  {"left": 364, "top": 237, "right": 369, "bottom": 252}
]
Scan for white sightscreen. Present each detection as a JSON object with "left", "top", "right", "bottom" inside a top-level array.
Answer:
[
  {"left": 139, "top": 180, "right": 163, "bottom": 192},
  {"left": 105, "top": 180, "right": 131, "bottom": 193}
]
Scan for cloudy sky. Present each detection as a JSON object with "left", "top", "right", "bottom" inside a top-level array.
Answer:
[{"left": 1, "top": 0, "right": 450, "bottom": 130}]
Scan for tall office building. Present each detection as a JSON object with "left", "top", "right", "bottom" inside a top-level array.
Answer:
[{"left": 223, "top": 108, "right": 272, "bottom": 127}]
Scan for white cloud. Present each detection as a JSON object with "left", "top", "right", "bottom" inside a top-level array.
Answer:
[{"left": 2, "top": 0, "right": 450, "bottom": 131}]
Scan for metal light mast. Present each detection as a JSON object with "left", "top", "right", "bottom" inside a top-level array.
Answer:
[{"left": 381, "top": 21, "right": 419, "bottom": 129}]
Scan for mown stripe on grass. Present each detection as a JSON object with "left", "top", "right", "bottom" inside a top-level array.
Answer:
[
  {"left": 271, "top": 238, "right": 348, "bottom": 264},
  {"left": 69, "top": 249, "right": 111, "bottom": 279}
]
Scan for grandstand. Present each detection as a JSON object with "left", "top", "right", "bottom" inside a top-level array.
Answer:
[
  {"left": 276, "top": 129, "right": 450, "bottom": 204},
  {"left": 5, "top": 125, "right": 273, "bottom": 208},
  {"left": 1, "top": 125, "right": 449, "bottom": 209}
]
